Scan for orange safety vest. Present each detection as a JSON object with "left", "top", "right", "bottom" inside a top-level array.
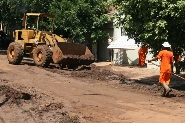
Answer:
[
  {"left": 138, "top": 46, "right": 148, "bottom": 66},
  {"left": 157, "top": 50, "right": 174, "bottom": 73}
]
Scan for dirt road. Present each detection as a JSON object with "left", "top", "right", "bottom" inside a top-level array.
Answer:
[{"left": 0, "top": 54, "right": 185, "bottom": 123}]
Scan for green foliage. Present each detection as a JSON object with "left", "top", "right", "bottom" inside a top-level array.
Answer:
[
  {"left": 114, "top": 0, "right": 185, "bottom": 54},
  {"left": 50, "top": 0, "right": 109, "bottom": 43},
  {"left": 0, "top": 0, "right": 52, "bottom": 26},
  {"left": 0, "top": 0, "right": 110, "bottom": 45},
  {"left": 0, "top": 0, "right": 24, "bottom": 26}
]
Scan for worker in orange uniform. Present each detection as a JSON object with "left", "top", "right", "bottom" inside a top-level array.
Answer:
[
  {"left": 148, "top": 42, "right": 174, "bottom": 97},
  {"left": 138, "top": 44, "right": 148, "bottom": 67},
  {"left": 173, "top": 46, "right": 183, "bottom": 74}
]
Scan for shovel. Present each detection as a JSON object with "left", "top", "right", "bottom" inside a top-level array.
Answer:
[{"left": 149, "top": 61, "right": 185, "bottom": 81}]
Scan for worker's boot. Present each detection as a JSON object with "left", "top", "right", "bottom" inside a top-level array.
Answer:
[
  {"left": 161, "top": 88, "right": 166, "bottom": 97},
  {"left": 161, "top": 83, "right": 172, "bottom": 97}
]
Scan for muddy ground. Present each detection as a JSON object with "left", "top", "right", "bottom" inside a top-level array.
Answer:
[
  {"left": 45, "top": 63, "right": 185, "bottom": 102},
  {"left": 1, "top": 52, "right": 185, "bottom": 123}
]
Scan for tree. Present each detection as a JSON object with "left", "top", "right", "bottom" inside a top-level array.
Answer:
[
  {"left": 0, "top": 0, "right": 51, "bottom": 29},
  {"left": 0, "top": 0, "right": 113, "bottom": 52},
  {"left": 49, "top": 0, "right": 110, "bottom": 49},
  {"left": 0, "top": 0, "right": 23, "bottom": 28},
  {"left": 114, "top": 0, "right": 185, "bottom": 54}
]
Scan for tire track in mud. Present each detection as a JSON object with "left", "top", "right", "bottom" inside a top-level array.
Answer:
[
  {"left": 0, "top": 79, "right": 8, "bottom": 83},
  {"left": 0, "top": 70, "right": 8, "bottom": 83}
]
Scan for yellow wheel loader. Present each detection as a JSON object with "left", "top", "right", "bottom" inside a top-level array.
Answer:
[{"left": 7, "top": 13, "right": 95, "bottom": 68}]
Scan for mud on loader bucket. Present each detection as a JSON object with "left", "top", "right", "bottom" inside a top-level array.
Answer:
[{"left": 52, "top": 42, "right": 95, "bottom": 66}]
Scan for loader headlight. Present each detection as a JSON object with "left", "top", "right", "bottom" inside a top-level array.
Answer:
[{"left": 34, "top": 39, "right": 39, "bottom": 44}]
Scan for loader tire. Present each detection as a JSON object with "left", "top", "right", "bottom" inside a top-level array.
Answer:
[
  {"left": 33, "top": 45, "right": 52, "bottom": 67},
  {"left": 7, "top": 42, "right": 24, "bottom": 65}
]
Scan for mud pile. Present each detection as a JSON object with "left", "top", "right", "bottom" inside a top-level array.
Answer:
[
  {"left": 46, "top": 64, "right": 126, "bottom": 81},
  {"left": 120, "top": 83, "right": 185, "bottom": 101},
  {"left": 0, "top": 85, "right": 80, "bottom": 123},
  {"left": 71, "top": 64, "right": 125, "bottom": 81},
  {"left": 0, "top": 85, "right": 32, "bottom": 106}
]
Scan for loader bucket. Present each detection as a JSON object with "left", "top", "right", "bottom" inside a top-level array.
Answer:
[{"left": 52, "top": 42, "right": 95, "bottom": 65}]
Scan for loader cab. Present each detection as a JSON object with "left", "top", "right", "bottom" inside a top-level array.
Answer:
[{"left": 24, "top": 13, "right": 54, "bottom": 33}]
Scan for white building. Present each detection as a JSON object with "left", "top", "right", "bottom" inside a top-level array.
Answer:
[{"left": 96, "top": 16, "right": 159, "bottom": 70}]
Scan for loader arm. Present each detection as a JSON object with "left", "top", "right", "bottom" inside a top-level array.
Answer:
[
  {"left": 44, "top": 33, "right": 55, "bottom": 46},
  {"left": 54, "top": 34, "right": 66, "bottom": 42}
]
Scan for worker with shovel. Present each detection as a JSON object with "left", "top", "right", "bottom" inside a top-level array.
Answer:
[
  {"left": 173, "top": 46, "right": 183, "bottom": 74},
  {"left": 138, "top": 44, "right": 148, "bottom": 67},
  {"left": 148, "top": 42, "right": 174, "bottom": 97}
]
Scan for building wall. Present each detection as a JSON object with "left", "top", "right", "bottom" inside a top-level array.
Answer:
[
  {"left": 146, "top": 49, "right": 160, "bottom": 70},
  {"left": 112, "top": 47, "right": 160, "bottom": 70},
  {"left": 110, "top": 20, "right": 160, "bottom": 70}
]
